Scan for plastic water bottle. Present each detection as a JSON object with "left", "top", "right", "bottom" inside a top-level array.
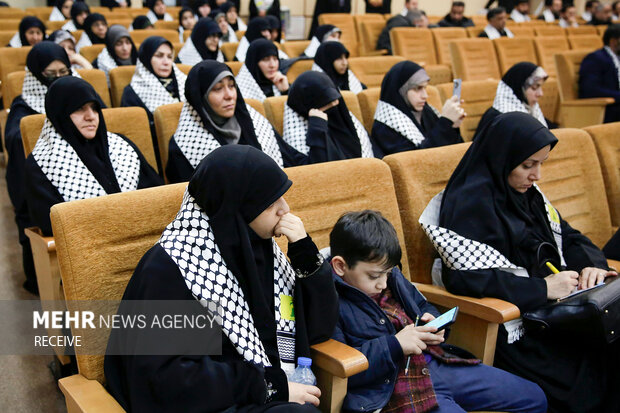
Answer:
[{"left": 289, "top": 357, "right": 316, "bottom": 385}]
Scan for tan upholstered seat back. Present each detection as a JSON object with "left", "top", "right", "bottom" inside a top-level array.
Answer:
[
  {"left": 25, "top": 6, "right": 53, "bottom": 21},
  {"left": 534, "top": 36, "right": 570, "bottom": 78},
  {"left": 509, "top": 27, "right": 535, "bottom": 37},
  {"left": 465, "top": 26, "right": 484, "bottom": 38},
  {"left": 221, "top": 42, "right": 238, "bottom": 61},
  {"left": 390, "top": 27, "right": 437, "bottom": 64},
  {"left": 281, "top": 40, "right": 310, "bottom": 58},
  {"left": 153, "top": 101, "right": 183, "bottom": 176},
  {"left": 567, "top": 34, "right": 603, "bottom": 51},
  {"left": 183, "top": 30, "right": 191, "bottom": 42},
  {"left": 5, "top": 71, "right": 25, "bottom": 108},
  {"left": 79, "top": 44, "right": 105, "bottom": 63},
  {"left": 583, "top": 123, "right": 620, "bottom": 228},
  {"left": 0, "top": 46, "right": 31, "bottom": 105},
  {"left": 384, "top": 142, "right": 471, "bottom": 283},
  {"left": 286, "top": 59, "right": 314, "bottom": 84},
  {"left": 449, "top": 38, "right": 501, "bottom": 81},
  {"left": 130, "top": 29, "right": 178, "bottom": 44},
  {"left": 20, "top": 106, "right": 159, "bottom": 172},
  {"left": 46, "top": 20, "right": 68, "bottom": 31},
  {"left": 226, "top": 61, "right": 243, "bottom": 76},
  {"left": 539, "top": 77, "right": 559, "bottom": 123},
  {"left": 0, "top": 31, "right": 17, "bottom": 51},
  {"left": 432, "top": 27, "right": 467, "bottom": 66},
  {"left": 154, "top": 20, "right": 179, "bottom": 31},
  {"left": 109, "top": 66, "right": 135, "bottom": 107},
  {"left": 0, "top": 8, "right": 25, "bottom": 19},
  {"left": 554, "top": 50, "right": 588, "bottom": 102},
  {"left": 360, "top": 20, "right": 387, "bottom": 55},
  {"left": 566, "top": 26, "right": 598, "bottom": 36},
  {"left": 492, "top": 37, "right": 538, "bottom": 75},
  {"left": 348, "top": 55, "right": 405, "bottom": 88},
  {"left": 354, "top": 13, "right": 384, "bottom": 40},
  {"left": 539, "top": 129, "right": 613, "bottom": 248},
  {"left": 437, "top": 79, "right": 498, "bottom": 141},
  {"left": 177, "top": 63, "right": 191, "bottom": 75},
  {"left": 106, "top": 18, "right": 132, "bottom": 28},
  {"left": 318, "top": 13, "right": 359, "bottom": 56},
  {"left": 534, "top": 26, "right": 565, "bottom": 37}
]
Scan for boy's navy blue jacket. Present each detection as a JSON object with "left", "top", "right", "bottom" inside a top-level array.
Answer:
[
  {"left": 332, "top": 267, "right": 439, "bottom": 412},
  {"left": 578, "top": 48, "right": 620, "bottom": 123}
]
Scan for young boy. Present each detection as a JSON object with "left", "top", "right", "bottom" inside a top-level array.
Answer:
[{"left": 329, "top": 210, "right": 547, "bottom": 413}]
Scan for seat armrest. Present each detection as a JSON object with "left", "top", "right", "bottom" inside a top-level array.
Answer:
[
  {"left": 562, "top": 98, "right": 615, "bottom": 107},
  {"left": 24, "top": 227, "right": 56, "bottom": 252},
  {"left": 414, "top": 283, "right": 520, "bottom": 323},
  {"left": 608, "top": 259, "right": 620, "bottom": 272},
  {"left": 364, "top": 49, "right": 388, "bottom": 56},
  {"left": 310, "top": 339, "right": 368, "bottom": 378},
  {"left": 59, "top": 374, "right": 125, "bottom": 413}
]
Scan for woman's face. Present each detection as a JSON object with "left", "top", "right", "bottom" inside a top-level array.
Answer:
[
  {"left": 61, "top": 0, "right": 73, "bottom": 19},
  {"left": 25, "top": 27, "right": 44, "bottom": 45},
  {"left": 59, "top": 39, "right": 76, "bottom": 56},
  {"left": 406, "top": 82, "right": 429, "bottom": 112},
  {"left": 258, "top": 55, "right": 279, "bottom": 79},
  {"left": 91, "top": 20, "right": 107, "bottom": 39},
  {"left": 153, "top": 0, "right": 166, "bottom": 15},
  {"left": 198, "top": 4, "right": 210, "bottom": 17},
  {"left": 226, "top": 8, "right": 238, "bottom": 24},
  {"left": 260, "top": 29, "right": 271, "bottom": 40},
  {"left": 332, "top": 54, "right": 348, "bottom": 75},
  {"left": 249, "top": 197, "right": 290, "bottom": 239},
  {"left": 207, "top": 76, "right": 237, "bottom": 118},
  {"left": 151, "top": 43, "right": 173, "bottom": 77},
  {"left": 181, "top": 11, "right": 196, "bottom": 30},
  {"left": 76, "top": 11, "right": 88, "bottom": 25},
  {"left": 507, "top": 145, "right": 551, "bottom": 193},
  {"left": 326, "top": 31, "right": 341, "bottom": 41},
  {"left": 42, "top": 60, "right": 71, "bottom": 83},
  {"left": 205, "top": 34, "right": 219, "bottom": 52},
  {"left": 70, "top": 101, "right": 99, "bottom": 139},
  {"left": 525, "top": 79, "right": 544, "bottom": 106},
  {"left": 114, "top": 37, "right": 132, "bottom": 60},
  {"left": 217, "top": 16, "right": 229, "bottom": 33}
]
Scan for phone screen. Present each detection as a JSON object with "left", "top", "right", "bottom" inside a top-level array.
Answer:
[
  {"left": 425, "top": 307, "right": 458, "bottom": 330},
  {"left": 453, "top": 79, "right": 462, "bottom": 100}
]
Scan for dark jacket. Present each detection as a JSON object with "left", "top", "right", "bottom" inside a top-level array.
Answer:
[
  {"left": 579, "top": 47, "right": 620, "bottom": 123},
  {"left": 376, "top": 15, "right": 411, "bottom": 54},
  {"left": 438, "top": 14, "right": 475, "bottom": 28},
  {"left": 332, "top": 267, "right": 440, "bottom": 412}
]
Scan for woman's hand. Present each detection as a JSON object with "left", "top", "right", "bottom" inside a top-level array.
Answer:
[
  {"left": 274, "top": 213, "right": 306, "bottom": 243},
  {"left": 69, "top": 53, "right": 93, "bottom": 70},
  {"left": 420, "top": 312, "right": 445, "bottom": 339},
  {"left": 288, "top": 382, "right": 320, "bottom": 405},
  {"left": 578, "top": 267, "right": 617, "bottom": 290},
  {"left": 271, "top": 71, "right": 289, "bottom": 92},
  {"left": 441, "top": 95, "right": 466, "bottom": 126},
  {"left": 395, "top": 324, "right": 444, "bottom": 355},
  {"left": 544, "top": 270, "right": 579, "bottom": 299},
  {"left": 308, "top": 108, "right": 327, "bottom": 121}
]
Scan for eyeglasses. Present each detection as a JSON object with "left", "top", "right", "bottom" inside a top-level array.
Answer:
[{"left": 42, "top": 68, "right": 71, "bottom": 78}]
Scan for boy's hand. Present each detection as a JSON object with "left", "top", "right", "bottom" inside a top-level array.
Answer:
[
  {"left": 288, "top": 382, "right": 320, "bottom": 405},
  {"left": 420, "top": 312, "right": 445, "bottom": 339},
  {"left": 274, "top": 213, "right": 306, "bottom": 243},
  {"left": 395, "top": 324, "right": 444, "bottom": 355}
]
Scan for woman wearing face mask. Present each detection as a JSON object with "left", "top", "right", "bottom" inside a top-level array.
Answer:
[
  {"left": 121, "top": 36, "right": 187, "bottom": 171},
  {"left": 105, "top": 144, "right": 337, "bottom": 412},
  {"left": 235, "top": 17, "right": 288, "bottom": 62},
  {"left": 178, "top": 18, "right": 224, "bottom": 66},
  {"left": 49, "top": 0, "right": 73, "bottom": 21},
  {"left": 4, "top": 42, "right": 76, "bottom": 295},
  {"left": 24, "top": 76, "right": 162, "bottom": 237},
  {"left": 146, "top": 0, "right": 173, "bottom": 24},
  {"left": 283, "top": 71, "right": 375, "bottom": 164},
  {"left": 370, "top": 61, "right": 464, "bottom": 157},
  {"left": 61, "top": 1, "right": 90, "bottom": 32},
  {"left": 312, "top": 41, "right": 365, "bottom": 95},
  {"left": 178, "top": 7, "right": 196, "bottom": 43},
  {"left": 75, "top": 13, "right": 108, "bottom": 52},
  {"left": 475, "top": 62, "right": 556, "bottom": 139},
  {"left": 49, "top": 30, "right": 93, "bottom": 69},
  {"left": 302, "top": 24, "right": 341, "bottom": 59},
  {"left": 236, "top": 39, "right": 288, "bottom": 103},
  {"left": 93, "top": 25, "right": 138, "bottom": 85},
  {"left": 9, "top": 16, "right": 47, "bottom": 47},
  {"left": 167, "top": 60, "right": 304, "bottom": 183}
]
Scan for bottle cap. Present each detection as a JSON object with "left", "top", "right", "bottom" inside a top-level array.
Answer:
[{"left": 297, "top": 357, "right": 312, "bottom": 367}]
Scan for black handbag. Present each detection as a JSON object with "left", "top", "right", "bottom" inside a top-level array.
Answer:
[{"left": 522, "top": 275, "right": 620, "bottom": 343}]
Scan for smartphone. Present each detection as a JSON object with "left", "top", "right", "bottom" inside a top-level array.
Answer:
[
  {"left": 453, "top": 78, "right": 462, "bottom": 100},
  {"left": 425, "top": 306, "right": 459, "bottom": 332}
]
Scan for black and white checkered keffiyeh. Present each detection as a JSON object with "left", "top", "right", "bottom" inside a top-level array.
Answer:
[
  {"left": 311, "top": 62, "right": 363, "bottom": 95},
  {"left": 604, "top": 46, "right": 620, "bottom": 89},
  {"left": 75, "top": 31, "right": 92, "bottom": 52},
  {"left": 493, "top": 81, "right": 547, "bottom": 127},
  {"left": 159, "top": 189, "right": 296, "bottom": 371},
  {"left": 95, "top": 47, "right": 118, "bottom": 85},
  {"left": 235, "top": 37, "right": 289, "bottom": 62},
  {"left": 419, "top": 186, "right": 566, "bottom": 343},
  {"left": 373, "top": 100, "right": 441, "bottom": 147},
  {"left": 174, "top": 101, "right": 284, "bottom": 168},
  {"left": 9, "top": 32, "right": 21, "bottom": 47},
  {"left": 178, "top": 37, "right": 225, "bottom": 66},
  {"left": 303, "top": 37, "right": 321, "bottom": 58},
  {"left": 282, "top": 103, "right": 374, "bottom": 157},
  {"left": 49, "top": 7, "right": 66, "bottom": 21},
  {"left": 129, "top": 60, "right": 187, "bottom": 113},
  {"left": 235, "top": 64, "right": 281, "bottom": 102},
  {"left": 61, "top": 20, "right": 77, "bottom": 32},
  {"left": 31, "top": 118, "right": 141, "bottom": 201},
  {"left": 21, "top": 68, "right": 80, "bottom": 114}
]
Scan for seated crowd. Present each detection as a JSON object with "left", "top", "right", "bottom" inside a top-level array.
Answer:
[{"left": 3, "top": 1, "right": 620, "bottom": 413}]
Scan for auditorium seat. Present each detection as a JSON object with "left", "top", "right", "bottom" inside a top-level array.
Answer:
[
  {"left": 348, "top": 55, "right": 405, "bottom": 88},
  {"left": 534, "top": 26, "right": 565, "bottom": 37},
  {"left": 554, "top": 50, "right": 613, "bottom": 127},
  {"left": 105, "top": 18, "right": 132, "bottom": 28},
  {"left": 596, "top": 25, "right": 608, "bottom": 36},
  {"left": 508, "top": 26, "right": 535, "bottom": 37},
  {"left": 565, "top": 25, "right": 598, "bottom": 36},
  {"left": 0, "top": 7, "right": 25, "bottom": 19},
  {"left": 0, "top": 46, "right": 31, "bottom": 107},
  {"left": 359, "top": 20, "right": 387, "bottom": 56},
  {"left": 221, "top": 42, "right": 238, "bottom": 61},
  {"left": 154, "top": 20, "right": 180, "bottom": 31},
  {"left": 432, "top": 27, "right": 467, "bottom": 69},
  {"left": 130, "top": 29, "right": 179, "bottom": 45},
  {"left": 465, "top": 26, "right": 484, "bottom": 38},
  {"left": 25, "top": 6, "right": 53, "bottom": 22},
  {"left": 46, "top": 20, "right": 68, "bottom": 31},
  {"left": 318, "top": 13, "right": 359, "bottom": 56},
  {"left": 449, "top": 38, "right": 501, "bottom": 81},
  {"left": 0, "top": 19, "right": 21, "bottom": 31},
  {"left": 568, "top": 34, "right": 603, "bottom": 51},
  {"left": 353, "top": 13, "right": 384, "bottom": 39},
  {"left": 533, "top": 36, "right": 570, "bottom": 78},
  {"left": 227, "top": 61, "right": 243, "bottom": 76},
  {"left": 79, "top": 44, "right": 105, "bottom": 63},
  {"left": 153, "top": 102, "right": 182, "bottom": 178},
  {"left": 183, "top": 30, "right": 191, "bottom": 42},
  {"left": 286, "top": 59, "right": 314, "bottom": 84},
  {"left": 539, "top": 77, "right": 560, "bottom": 124},
  {"left": 281, "top": 40, "right": 310, "bottom": 58},
  {"left": 437, "top": 79, "right": 498, "bottom": 141},
  {"left": 492, "top": 37, "right": 538, "bottom": 74},
  {"left": 235, "top": 30, "right": 246, "bottom": 40},
  {"left": 0, "top": 31, "right": 17, "bottom": 50}
]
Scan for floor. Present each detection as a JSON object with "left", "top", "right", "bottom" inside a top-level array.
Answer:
[{"left": 0, "top": 162, "right": 67, "bottom": 412}]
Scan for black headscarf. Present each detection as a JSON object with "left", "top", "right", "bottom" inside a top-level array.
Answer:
[
  {"left": 314, "top": 24, "right": 339, "bottom": 41},
  {"left": 45, "top": 76, "right": 121, "bottom": 194},
  {"left": 314, "top": 41, "right": 350, "bottom": 91},
  {"left": 246, "top": 38, "right": 279, "bottom": 97},
  {"left": 185, "top": 59, "right": 267, "bottom": 148},
  {"left": 501, "top": 61, "right": 540, "bottom": 104},
  {"left": 288, "top": 71, "right": 363, "bottom": 158},
  {"left": 439, "top": 112, "right": 559, "bottom": 274},
  {"left": 131, "top": 15, "right": 153, "bottom": 30},
  {"left": 83, "top": 13, "right": 107, "bottom": 44},
  {"left": 146, "top": 0, "right": 166, "bottom": 20},
  {"left": 266, "top": 15, "right": 281, "bottom": 42},
  {"left": 27, "top": 41, "right": 71, "bottom": 86},
  {"left": 138, "top": 36, "right": 180, "bottom": 99},
  {"left": 70, "top": 1, "right": 90, "bottom": 30},
  {"left": 191, "top": 17, "right": 222, "bottom": 60},
  {"left": 193, "top": 0, "right": 211, "bottom": 17},
  {"left": 188, "top": 144, "right": 292, "bottom": 364},
  {"left": 220, "top": 2, "right": 238, "bottom": 29},
  {"left": 178, "top": 6, "right": 194, "bottom": 29},
  {"left": 105, "top": 25, "right": 138, "bottom": 66},
  {"left": 54, "top": 0, "right": 71, "bottom": 19},
  {"left": 19, "top": 16, "right": 47, "bottom": 46},
  {"left": 245, "top": 17, "right": 270, "bottom": 42}
]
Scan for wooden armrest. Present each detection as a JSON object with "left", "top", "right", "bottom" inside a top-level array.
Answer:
[
  {"left": 59, "top": 374, "right": 125, "bottom": 413},
  {"left": 310, "top": 339, "right": 368, "bottom": 378},
  {"left": 24, "top": 227, "right": 56, "bottom": 252},
  {"left": 414, "top": 283, "right": 520, "bottom": 323},
  {"left": 608, "top": 259, "right": 620, "bottom": 272},
  {"left": 562, "top": 98, "right": 615, "bottom": 107}
]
